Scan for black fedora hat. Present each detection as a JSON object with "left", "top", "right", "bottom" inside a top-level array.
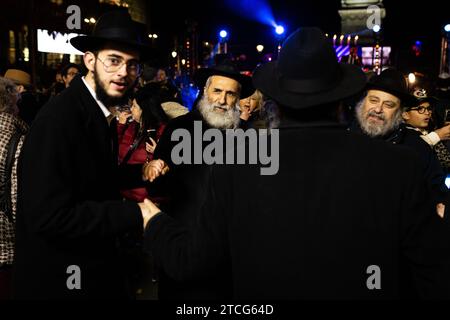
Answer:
[
  {"left": 252, "top": 27, "right": 366, "bottom": 109},
  {"left": 194, "top": 58, "right": 254, "bottom": 99},
  {"left": 70, "top": 11, "right": 152, "bottom": 59},
  {"left": 366, "top": 68, "right": 415, "bottom": 105}
]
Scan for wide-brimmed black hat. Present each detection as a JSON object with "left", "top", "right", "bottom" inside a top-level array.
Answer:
[
  {"left": 366, "top": 68, "right": 415, "bottom": 105},
  {"left": 252, "top": 27, "right": 366, "bottom": 109},
  {"left": 194, "top": 58, "right": 254, "bottom": 99},
  {"left": 70, "top": 11, "right": 152, "bottom": 59}
]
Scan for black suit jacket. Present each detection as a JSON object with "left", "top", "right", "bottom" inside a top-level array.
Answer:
[
  {"left": 14, "top": 76, "right": 143, "bottom": 299},
  {"left": 152, "top": 110, "right": 232, "bottom": 299},
  {"left": 145, "top": 120, "right": 450, "bottom": 299}
]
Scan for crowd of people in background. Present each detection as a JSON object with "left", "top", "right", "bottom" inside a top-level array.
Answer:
[{"left": 2, "top": 10, "right": 450, "bottom": 300}]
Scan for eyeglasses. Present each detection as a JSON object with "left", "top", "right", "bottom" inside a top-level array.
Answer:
[
  {"left": 96, "top": 56, "right": 142, "bottom": 76},
  {"left": 409, "top": 106, "right": 433, "bottom": 114}
]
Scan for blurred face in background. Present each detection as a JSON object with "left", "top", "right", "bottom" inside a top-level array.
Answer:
[
  {"left": 240, "top": 90, "right": 262, "bottom": 115},
  {"left": 130, "top": 98, "right": 142, "bottom": 123},
  {"left": 63, "top": 67, "right": 80, "bottom": 88},
  {"left": 155, "top": 69, "right": 167, "bottom": 82}
]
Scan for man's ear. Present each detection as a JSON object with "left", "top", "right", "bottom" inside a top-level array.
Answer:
[
  {"left": 17, "top": 85, "right": 25, "bottom": 94},
  {"left": 83, "top": 52, "right": 96, "bottom": 72},
  {"left": 402, "top": 111, "right": 410, "bottom": 121}
]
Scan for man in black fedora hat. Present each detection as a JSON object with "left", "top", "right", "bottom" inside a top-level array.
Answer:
[
  {"left": 140, "top": 58, "right": 253, "bottom": 299},
  {"left": 140, "top": 27, "right": 450, "bottom": 299},
  {"left": 14, "top": 10, "right": 157, "bottom": 299},
  {"left": 353, "top": 68, "right": 415, "bottom": 139},
  {"left": 352, "top": 69, "right": 448, "bottom": 215}
]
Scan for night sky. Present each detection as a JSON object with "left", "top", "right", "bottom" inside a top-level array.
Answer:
[{"left": 148, "top": 0, "right": 448, "bottom": 76}]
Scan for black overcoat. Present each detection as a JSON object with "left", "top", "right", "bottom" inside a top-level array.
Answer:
[
  {"left": 14, "top": 76, "right": 143, "bottom": 299},
  {"left": 146, "top": 120, "right": 450, "bottom": 299}
]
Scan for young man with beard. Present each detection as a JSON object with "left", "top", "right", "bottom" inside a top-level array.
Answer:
[
  {"left": 143, "top": 61, "right": 253, "bottom": 299},
  {"left": 14, "top": 11, "right": 156, "bottom": 299},
  {"left": 352, "top": 69, "right": 448, "bottom": 217}
]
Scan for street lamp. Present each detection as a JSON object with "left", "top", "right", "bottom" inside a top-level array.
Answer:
[
  {"left": 274, "top": 24, "right": 286, "bottom": 56},
  {"left": 218, "top": 29, "right": 229, "bottom": 54},
  {"left": 408, "top": 73, "right": 416, "bottom": 85},
  {"left": 84, "top": 17, "right": 96, "bottom": 25},
  {"left": 256, "top": 45, "right": 264, "bottom": 53},
  {"left": 445, "top": 24, "right": 450, "bottom": 33},
  {"left": 372, "top": 24, "right": 381, "bottom": 33},
  {"left": 171, "top": 51, "right": 177, "bottom": 58},
  {"left": 275, "top": 25, "right": 285, "bottom": 36}
]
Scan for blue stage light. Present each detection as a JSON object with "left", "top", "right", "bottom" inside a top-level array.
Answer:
[{"left": 275, "top": 25, "right": 285, "bottom": 35}]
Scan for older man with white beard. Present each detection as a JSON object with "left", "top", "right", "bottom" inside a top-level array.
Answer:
[
  {"left": 355, "top": 88, "right": 404, "bottom": 139},
  {"left": 143, "top": 60, "right": 253, "bottom": 300},
  {"left": 196, "top": 76, "right": 242, "bottom": 130},
  {"left": 351, "top": 68, "right": 448, "bottom": 216}
]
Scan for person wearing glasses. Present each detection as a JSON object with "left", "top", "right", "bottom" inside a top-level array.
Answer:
[
  {"left": 402, "top": 89, "right": 450, "bottom": 173},
  {"left": 352, "top": 70, "right": 448, "bottom": 219},
  {"left": 14, "top": 11, "right": 156, "bottom": 299}
]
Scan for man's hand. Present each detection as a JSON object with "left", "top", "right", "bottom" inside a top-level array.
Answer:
[
  {"left": 138, "top": 198, "right": 161, "bottom": 229},
  {"left": 437, "top": 202, "right": 445, "bottom": 218},
  {"left": 142, "top": 159, "right": 169, "bottom": 182},
  {"left": 434, "top": 123, "right": 450, "bottom": 141}
]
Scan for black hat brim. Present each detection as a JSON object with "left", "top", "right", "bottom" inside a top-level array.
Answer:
[
  {"left": 366, "top": 83, "right": 416, "bottom": 107},
  {"left": 194, "top": 68, "right": 254, "bottom": 99},
  {"left": 70, "top": 36, "right": 154, "bottom": 61},
  {"left": 253, "top": 61, "right": 366, "bottom": 109}
]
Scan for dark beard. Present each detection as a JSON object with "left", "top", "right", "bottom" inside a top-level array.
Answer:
[{"left": 94, "top": 71, "right": 134, "bottom": 107}]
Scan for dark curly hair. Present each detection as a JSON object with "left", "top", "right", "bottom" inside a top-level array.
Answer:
[
  {"left": 133, "top": 87, "right": 169, "bottom": 138},
  {"left": 0, "top": 77, "right": 18, "bottom": 113}
]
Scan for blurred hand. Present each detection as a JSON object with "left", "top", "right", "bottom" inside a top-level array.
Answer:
[
  {"left": 143, "top": 159, "right": 169, "bottom": 182},
  {"left": 118, "top": 111, "right": 132, "bottom": 124},
  {"left": 138, "top": 198, "right": 161, "bottom": 229},
  {"left": 146, "top": 138, "right": 157, "bottom": 154},
  {"left": 437, "top": 203, "right": 445, "bottom": 218},
  {"left": 434, "top": 123, "right": 450, "bottom": 141},
  {"left": 240, "top": 105, "right": 251, "bottom": 121}
]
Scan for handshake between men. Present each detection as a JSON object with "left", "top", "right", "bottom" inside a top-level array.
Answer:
[
  {"left": 142, "top": 159, "right": 170, "bottom": 182},
  {"left": 137, "top": 159, "right": 170, "bottom": 229}
]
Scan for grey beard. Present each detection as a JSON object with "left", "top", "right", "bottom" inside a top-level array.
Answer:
[
  {"left": 197, "top": 95, "right": 240, "bottom": 129},
  {"left": 356, "top": 100, "right": 403, "bottom": 137},
  {"left": 93, "top": 71, "right": 134, "bottom": 108}
]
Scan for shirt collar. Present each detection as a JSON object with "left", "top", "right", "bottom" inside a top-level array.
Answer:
[{"left": 81, "top": 76, "right": 111, "bottom": 118}]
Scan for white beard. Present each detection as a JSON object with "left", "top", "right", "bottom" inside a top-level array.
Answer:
[
  {"left": 197, "top": 95, "right": 241, "bottom": 129},
  {"left": 356, "top": 99, "right": 403, "bottom": 137}
]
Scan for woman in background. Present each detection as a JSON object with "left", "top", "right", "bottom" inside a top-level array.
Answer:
[
  {"left": 0, "top": 76, "right": 28, "bottom": 299},
  {"left": 116, "top": 88, "right": 168, "bottom": 202}
]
